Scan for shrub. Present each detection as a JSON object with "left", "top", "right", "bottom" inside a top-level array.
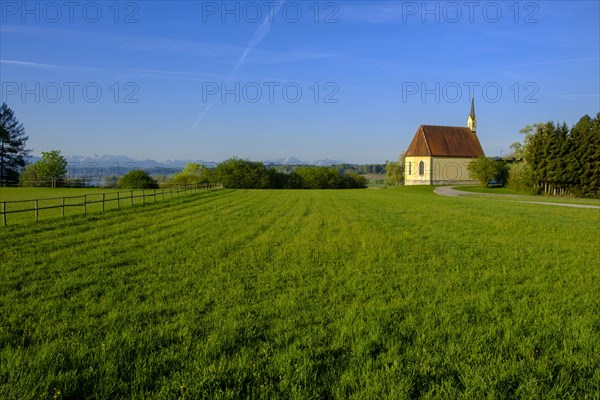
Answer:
[
  {"left": 19, "top": 164, "right": 44, "bottom": 187},
  {"left": 118, "top": 170, "right": 159, "bottom": 189},
  {"left": 172, "top": 163, "right": 213, "bottom": 186},
  {"left": 296, "top": 167, "right": 345, "bottom": 189},
  {"left": 468, "top": 156, "right": 509, "bottom": 187},
  {"left": 344, "top": 172, "right": 368, "bottom": 189},
  {"left": 215, "top": 158, "right": 270, "bottom": 189}
]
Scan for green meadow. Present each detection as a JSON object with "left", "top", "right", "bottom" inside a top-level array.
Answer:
[
  {"left": 451, "top": 186, "right": 600, "bottom": 206},
  {"left": 0, "top": 187, "right": 205, "bottom": 226},
  {"left": 1, "top": 187, "right": 599, "bottom": 399}
]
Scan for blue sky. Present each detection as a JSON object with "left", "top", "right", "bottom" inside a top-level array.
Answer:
[{"left": 1, "top": 1, "right": 598, "bottom": 163}]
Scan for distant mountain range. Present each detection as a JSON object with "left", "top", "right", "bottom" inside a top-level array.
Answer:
[
  {"left": 27, "top": 155, "right": 348, "bottom": 170},
  {"left": 262, "top": 157, "right": 347, "bottom": 166}
]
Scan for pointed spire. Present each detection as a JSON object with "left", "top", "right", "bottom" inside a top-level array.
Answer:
[
  {"left": 469, "top": 97, "right": 475, "bottom": 120},
  {"left": 467, "top": 97, "right": 477, "bottom": 133}
]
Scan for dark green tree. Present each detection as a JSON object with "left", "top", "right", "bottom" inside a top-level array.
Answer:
[
  {"left": 344, "top": 172, "right": 368, "bottom": 188},
  {"left": 0, "top": 103, "right": 30, "bottom": 186},
  {"left": 514, "top": 115, "right": 599, "bottom": 197},
  {"left": 118, "top": 170, "right": 159, "bottom": 189},
  {"left": 569, "top": 114, "right": 600, "bottom": 197},
  {"left": 283, "top": 171, "right": 304, "bottom": 189},
  {"left": 215, "top": 158, "right": 270, "bottom": 189},
  {"left": 267, "top": 168, "right": 288, "bottom": 189},
  {"left": 296, "top": 167, "right": 344, "bottom": 189},
  {"left": 524, "top": 122, "right": 550, "bottom": 193}
]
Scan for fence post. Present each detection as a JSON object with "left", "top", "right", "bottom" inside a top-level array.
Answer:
[
  {"left": 35, "top": 199, "right": 39, "bottom": 221},
  {"left": 1, "top": 202, "right": 6, "bottom": 226},
  {"left": 102, "top": 193, "right": 105, "bottom": 212},
  {"left": 61, "top": 197, "right": 65, "bottom": 218},
  {"left": 162, "top": 189, "right": 165, "bottom": 201},
  {"left": 142, "top": 190, "right": 145, "bottom": 205},
  {"left": 131, "top": 190, "right": 134, "bottom": 206},
  {"left": 117, "top": 192, "right": 120, "bottom": 209},
  {"left": 154, "top": 189, "right": 157, "bottom": 203},
  {"left": 83, "top": 195, "right": 87, "bottom": 214}
]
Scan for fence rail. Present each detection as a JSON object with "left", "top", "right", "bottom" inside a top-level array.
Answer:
[{"left": 1, "top": 183, "right": 222, "bottom": 226}]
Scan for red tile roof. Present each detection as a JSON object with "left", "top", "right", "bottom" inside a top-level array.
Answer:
[{"left": 405, "top": 125, "right": 484, "bottom": 157}]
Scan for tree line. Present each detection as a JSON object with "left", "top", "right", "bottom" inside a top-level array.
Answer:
[
  {"left": 20, "top": 157, "right": 370, "bottom": 190},
  {"left": 507, "top": 113, "right": 599, "bottom": 197},
  {"left": 106, "top": 160, "right": 369, "bottom": 190},
  {"left": 269, "top": 163, "right": 385, "bottom": 175},
  {"left": 170, "top": 158, "right": 368, "bottom": 190}
]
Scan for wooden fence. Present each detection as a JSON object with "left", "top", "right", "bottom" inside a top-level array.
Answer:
[{"left": 1, "top": 183, "right": 222, "bottom": 226}]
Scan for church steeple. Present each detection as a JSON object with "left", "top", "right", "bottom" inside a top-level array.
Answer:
[{"left": 467, "top": 97, "right": 477, "bottom": 133}]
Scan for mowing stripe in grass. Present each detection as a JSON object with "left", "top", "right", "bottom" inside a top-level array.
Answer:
[{"left": 1, "top": 188, "right": 598, "bottom": 398}]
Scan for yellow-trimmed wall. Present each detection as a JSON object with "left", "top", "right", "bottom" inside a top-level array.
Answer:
[
  {"left": 404, "top": 156, "right": 432, "bottom": 185},
  {"left": 405, "top": 156, "right": 479, "bottom": 185}
]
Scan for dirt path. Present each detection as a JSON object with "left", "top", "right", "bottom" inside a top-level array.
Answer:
[{"left": 434, "top": 186, "right": 600, "bottom": 210}]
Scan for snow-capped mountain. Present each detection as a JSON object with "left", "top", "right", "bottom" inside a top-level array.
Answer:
[
  {"left": 314, "top": 159, "right": 348, "bottom": 166},
  {"left": 263, "top": 157, "right": 307, "bottom": 165}
]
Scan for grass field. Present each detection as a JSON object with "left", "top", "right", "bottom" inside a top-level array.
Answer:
[
  {"left": 451, "top": 186, "right": 524, "bottom": 195},
  {"left": 453, "top": 186, "right": 600, "bottom": 206},
  {"left": 1, "top": 187, "right": 599, "bottom": 398},
  {"left": 0, "top": 187, "right": 207, "bottom": 226}
]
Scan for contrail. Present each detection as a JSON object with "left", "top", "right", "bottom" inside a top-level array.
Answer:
[
  {"left": 192, "top": 1, "right": 285, "bottom": 131},
  {"left": 191, "top": 103, "right": 215, "bottom": 131}
]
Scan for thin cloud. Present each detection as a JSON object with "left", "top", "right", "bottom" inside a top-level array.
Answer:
[
  {"left": 0, "top": 59, "right": 82, "bottom": 72},
  {"left": 191, "top": 1, "right": 285, "bottom": 131},
  {"left": 229, "top": 2, "right": 284, "bottom": 78},
  {"left": 0, "top": 59, "right": 229, "bottom": 82},
  {"left": 2, "top": 24, "right": 336, "bottom": 67},
  {"left": 547, "top": 94, "right": 600, "bottom": 105},
  {"left": 351, "top": 56, "right": 600, "bottom": 79},
  {"left": 2, "top": 25, "right": 242, "bottom": 60}
]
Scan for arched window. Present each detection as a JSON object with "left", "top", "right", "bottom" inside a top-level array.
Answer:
[{"left": 419, "top": 161, "right": 425, "bottom": 176}]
